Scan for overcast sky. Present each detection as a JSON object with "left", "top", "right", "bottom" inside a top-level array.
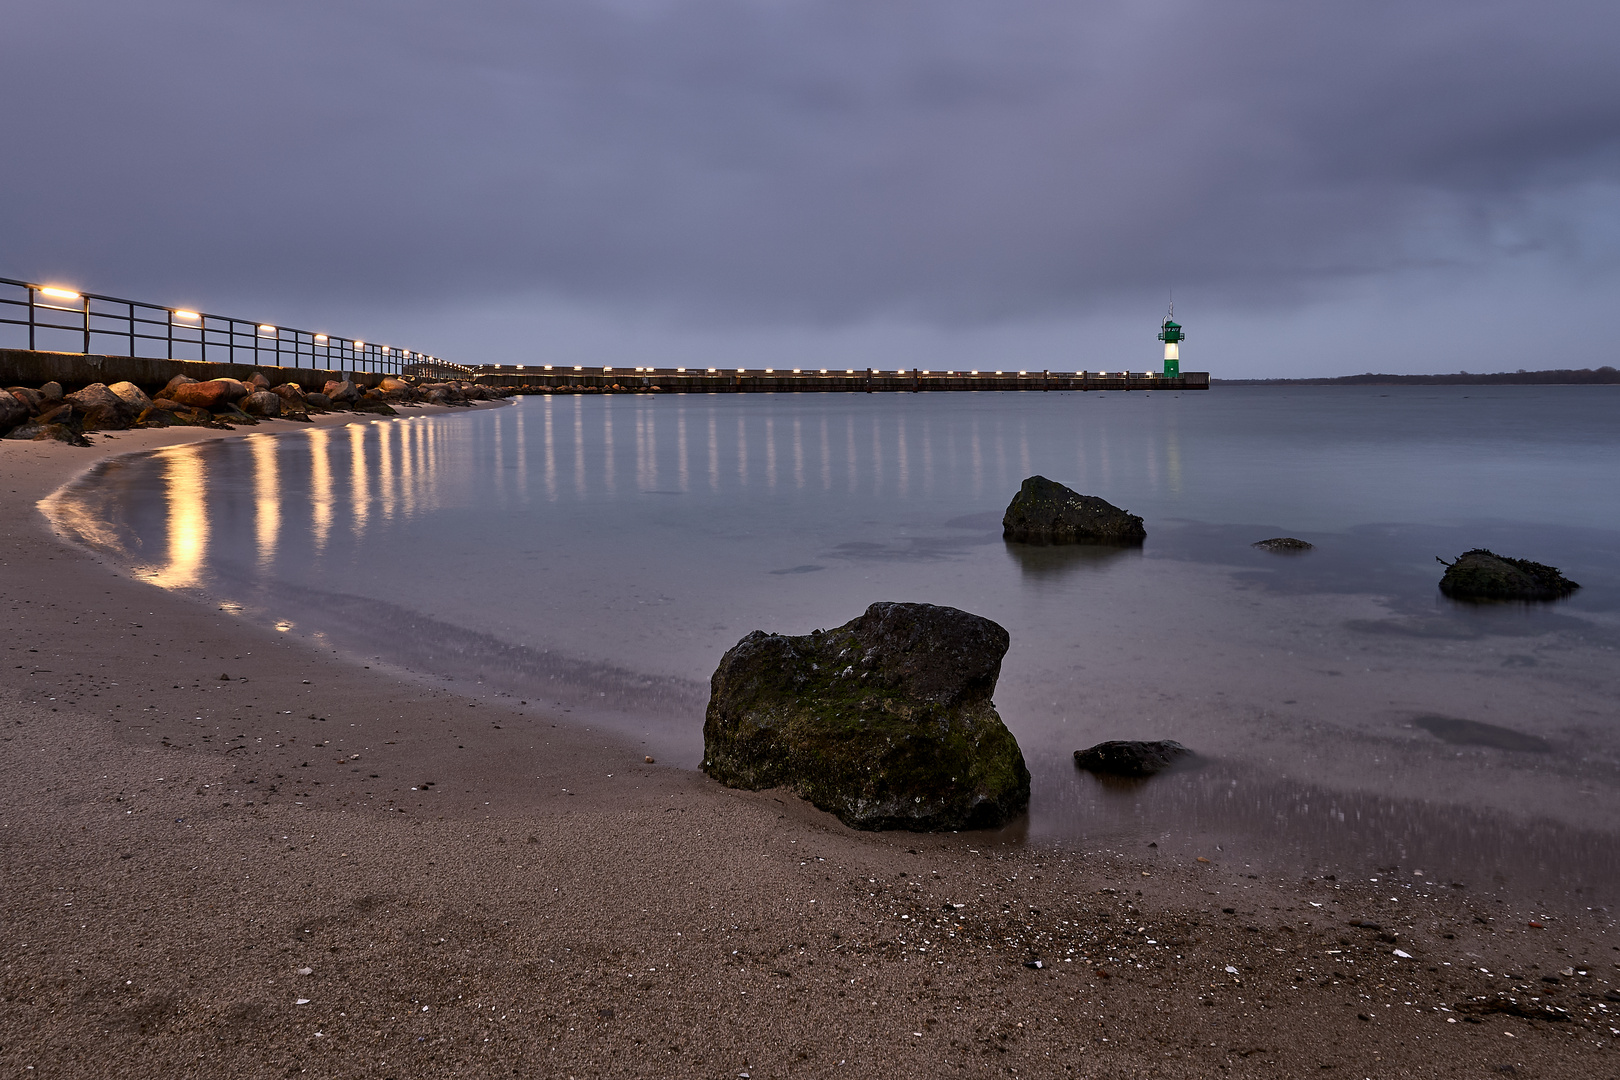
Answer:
[{"left": 4, "top": 0, "right": 1618, "bottom": 377}]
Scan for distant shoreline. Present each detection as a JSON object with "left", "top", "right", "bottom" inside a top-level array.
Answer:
[{"left": 1217, "top": 366, "right": 1619, "bottom": 386}]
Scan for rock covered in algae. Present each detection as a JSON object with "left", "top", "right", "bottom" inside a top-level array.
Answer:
[
  {"left": 1002, "top": 475, "right": 1146, "bottom": 544},
  {"left": 702, "top": 602, "right": 1030, "bottom": 831},
  {"left": 1438, "top": 549, "right": 1579, "bottom": 601}
]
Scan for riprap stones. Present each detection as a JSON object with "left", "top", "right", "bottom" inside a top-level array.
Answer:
[
  {"left": 1003, "top": 475, "right": 1146, "bottom": 544},
  {"left": 1438, "top": 549, "right": 1579, "bottom": 601},
  {"left": 702, "top": 602, "right": 1030, "bottom": 831}
]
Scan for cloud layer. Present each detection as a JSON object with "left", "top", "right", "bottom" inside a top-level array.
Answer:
[{"left": 3, "top": 0, "right": 1618, "bottom": 354}]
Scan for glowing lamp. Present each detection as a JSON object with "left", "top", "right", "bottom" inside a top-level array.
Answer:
[
  {"left": 173, "top": 310, "right": 201, "bottom": 321},
  {"left": 40, "top": 286, "right": 80, "bottom": 301}
]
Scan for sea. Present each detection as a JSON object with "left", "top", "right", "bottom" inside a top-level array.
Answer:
[{"left": 47, "top": 385, "right": 1620, "bottom": 901}]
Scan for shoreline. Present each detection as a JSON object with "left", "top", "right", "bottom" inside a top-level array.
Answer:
[{"left": 2, "top": 414, "right": 1615, "bottom": 1077}]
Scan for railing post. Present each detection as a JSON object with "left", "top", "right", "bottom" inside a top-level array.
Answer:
[
  {"left": 81, "top": 294, "right": 90, "bottom": 354},
  {"left": 128, "top": 300, "right": 136, "bottom": 358},
  {"left": 27, "top": 285, "right": 35, "bottom": 350}
]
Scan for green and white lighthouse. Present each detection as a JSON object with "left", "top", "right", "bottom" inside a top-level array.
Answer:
[{"left": 1157, "top": 303, "right": 1183, "bottom": 377}]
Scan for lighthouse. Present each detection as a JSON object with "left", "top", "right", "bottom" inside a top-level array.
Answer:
[{"left": 1157, "top": 304, "right": 1183, "bottom": 377}]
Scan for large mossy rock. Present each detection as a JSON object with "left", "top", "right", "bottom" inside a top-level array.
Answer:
[
  {"left": 702, "top": 602, "right": 1030, "bottom": 831},
  {"left": 1003, "top": 475, "right": 1146, "bottom": 544},
  {"left": 1438, "top": 549, "right": 1579, "bottom": 601}
]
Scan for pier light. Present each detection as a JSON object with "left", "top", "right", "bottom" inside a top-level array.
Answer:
[
  {"left": 676, "top": 367, "right": 686, "bottom": 373},
  {"left": 40, "top": 286, "right": 81, "bottom": 301},
  {"left": 995, "top": 370, "right": 1003, "bottom": 375},
  {"left": 970, "top": 370, "right": 978, "bottom": 375},
  {"left": 820, "top": 368, "right": 827, "bottom": 374},
  {"left": 544, "top": 365, "right": 553, "bottom": 370},
  {"left": 517, "top": 364, "right": 525, "bottom": 370},
  {"left": 172, "top": 309, "right": 201, "bottom": 321},
  {"left": 258, "top": 324, "right": 277, "bottom": 335},
  {"left": 603, "top": 366, "right": 613, "bottom": 372},
  {"left": 736, "top": 367, "right": 746, "bottom": 373},
  {"left": 765, "top": 368, "right": 775, "bottom": 374},
  {"left": 354, "top": 340, "right": 365, "bottom": 348},
  {"left": 708, "top": 367, "right": 717, "bottom": 373},
  {"left": 315, "top": 334, "right": 327, "bottom": 343},
  {"left": 921, "top": 369, "right": 930, "bottom": 375},
  {"left": 792, "top": 368, "right": 801, "bottom": 374},
  {"left": 1019, "top": 370, "right": 1027, "bottom": 375},
  {"left": 574, "top": 365, "right": 582, "bottom": 371}
]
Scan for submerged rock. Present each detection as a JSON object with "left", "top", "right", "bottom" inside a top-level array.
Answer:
[
  {"left": 702, "top": 601, "right": 1030, "bottom": 831},
  {"left": 1003, "top": 476, "right": 1146, "bottom": 544},
  {"left": 1074, "top": 739, "right": 1194, "bottom": 778},
  {"left": 1438, "top": 549, "right": 1579, "bottom": 601},
  {"left": 1253, "top": 537, "right": 1313, "bottom": 552}
]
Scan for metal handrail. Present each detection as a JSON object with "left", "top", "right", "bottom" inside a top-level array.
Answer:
[{"left": 0, "top": 275, "right": 467, "bottom": 377}]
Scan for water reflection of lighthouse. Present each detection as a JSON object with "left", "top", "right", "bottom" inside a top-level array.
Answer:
[{"left": 1158, "top": 303, "right": 1183, "bottom": 377}]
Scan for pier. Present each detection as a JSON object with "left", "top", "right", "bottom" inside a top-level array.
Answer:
[{"left": 471, "top": 366, "right": 1209, "bottom": 392}]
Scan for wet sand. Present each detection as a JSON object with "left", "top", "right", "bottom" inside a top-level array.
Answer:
[{"left": 2, "top": 414, "right": 1616, "bottom": 1078}]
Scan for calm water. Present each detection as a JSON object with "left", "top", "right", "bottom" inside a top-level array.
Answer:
[{"left": 49, "top": 386, "right": 1620, "bottom": 899}]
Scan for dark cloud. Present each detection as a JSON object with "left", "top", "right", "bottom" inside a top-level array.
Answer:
[{"left": 3, "top": 0, "right": 1617, "bottom": 328}]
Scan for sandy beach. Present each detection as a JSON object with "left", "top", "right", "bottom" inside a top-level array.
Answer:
[{"left": 2, "top": 409, "right": 1615, "bottom": 1078}]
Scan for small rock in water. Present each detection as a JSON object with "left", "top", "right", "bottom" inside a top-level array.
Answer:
[
  {"left": 1437, "top": 549, "right": 1578, "bottom": 601},
  {"left": 644, "top": 755, "right": 655, "bottom": 764},
  {"left": 1074, "top": 739, "right": 1194, "bottom": 778},
  {"left": 1253, "top": 537, "right": 1313, "bottom": 552},
  {"left": 1002, "top": 475, "right": 1146, "bottom": 544},
  {"left": 297, "top": 967, "right": 313, "bottom": 976}
]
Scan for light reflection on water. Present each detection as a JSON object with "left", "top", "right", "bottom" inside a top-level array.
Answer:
[{"left": 47, "top": 387, "right": 1620, "bottom": 901}]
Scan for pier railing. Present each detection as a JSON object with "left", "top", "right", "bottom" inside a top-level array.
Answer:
[{"left": 0, "top": 275, "right": 462, "bottom": 377}]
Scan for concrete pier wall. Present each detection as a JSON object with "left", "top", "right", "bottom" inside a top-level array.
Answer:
[{"left": 0, "top": 349, "right": 392, "bottom": 394}]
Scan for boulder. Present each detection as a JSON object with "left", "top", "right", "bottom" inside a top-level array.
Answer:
[
  {"left": 1003, "top": 476, "right": 1146, "bottom": 544},
  {"left": 65, "top": 384, "right": 134, "bottom": 431},
  {"left": 1073, "top": 740, "right": 1194, "bottom": 778},
  {"left": 240, "top": 390, "right": 282, "bottom": 418},
  {"left": 351, "top": 398, "right": 399, "bottom": 416},
  {"left": 4, "top": 404, "right": 90, "bottom": 446},
  {"left": 39, "top": 381, "right": 63, "bottom": 402},
  {"left": 269, "top": 385, "right": 310, "bottom": 421},
  {"left": 8, "top": 387, "right": 46, "bottom": 415},
  {"left": 134, "top": 406, "right": 176, "bottom": 428},
  {"left": 211, "top": 403, "right": 257, "bottom": 426},
  {"left": 1438, "top": 549, "right": 1579, "bottom": 601},
  {"left": 305, "top": 392, "right": 334, "bottom": 410},
  {"left": 158, "top": 375, "right": 197, "bottom": 400},
  {"left": 4, "top": 422, "right": 92, "bottom": 446},
  {"left": 1253, "top": 537, "right": 1313, "bottom": 552},
  {"left": 322, "top": 379, "right": 360, "bottom": 404},
  {"left": 213, "top": 378, "right": 250, "bottom": 403},
  {"left": 378, "top": 376, "right": 416, "bottom": 399},
  {"left": 0, "top": 391, "right": 28, "bottom": 436},
  {"left": 168, "top": 380, "right": 237, "bottom": 411},
  {"left": 107, "top": 381, "right": 153, "bottom": 412},
  {"left": 246, "top": 371, "right": 272, "bottom": 391},
  {"left": 702, "top": 602, "right": 1030, "bottom": 831}
]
